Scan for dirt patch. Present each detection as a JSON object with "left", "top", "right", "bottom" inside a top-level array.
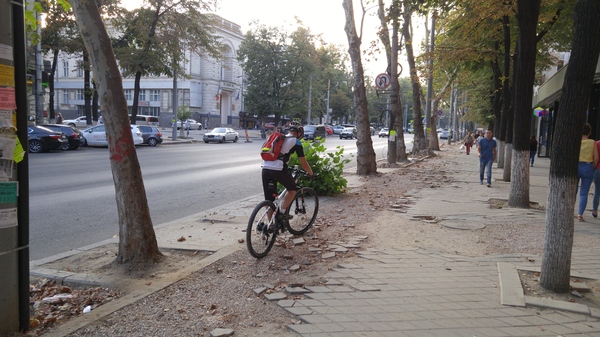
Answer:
[
  {"left": 520, "top": 270, "right": 600, "bottom": 309},
  {"left": 39, "top": 243, "right": 212, "bottom": 284}
]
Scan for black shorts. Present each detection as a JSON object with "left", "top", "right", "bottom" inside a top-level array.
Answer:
[{"left": 262, "top": 169, "right": 297, "bottom": 201}]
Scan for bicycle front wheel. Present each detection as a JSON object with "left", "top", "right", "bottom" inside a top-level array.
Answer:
[
  {"left": 287, "top": 187, "right": 319, "bottom": 235},
  {"left": 247, "top": 200, "right": 277, "bottom": 258}
]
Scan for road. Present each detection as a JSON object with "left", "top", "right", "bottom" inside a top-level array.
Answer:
[{"left": 28, "top": 131, "right": 413, "bottom": 260}]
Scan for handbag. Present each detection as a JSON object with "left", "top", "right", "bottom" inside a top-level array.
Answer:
[{"left": 460, "top": 144, "right": 465, "bottom": 150}]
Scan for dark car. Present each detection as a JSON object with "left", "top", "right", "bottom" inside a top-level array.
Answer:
[
  {"left": 138, "top": 125, "right": 163, "bottom": 146},
  {"left": 27, "top": 125, "right": 68, "bottom": 153},
  {"left": 40, "top": 124, "right": 83, "bottom": 150},
  {"left": 303, "top": 125, "right": 327, "bottom": 142}
]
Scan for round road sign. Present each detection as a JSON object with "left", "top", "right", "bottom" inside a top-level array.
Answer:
[{"left": 375, "top": 73, "right": 391, "bottom": 90}]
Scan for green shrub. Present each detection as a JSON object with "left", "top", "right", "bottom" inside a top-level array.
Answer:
[{"left": 287, "top": 139, "right": 353, "bottom": 196}]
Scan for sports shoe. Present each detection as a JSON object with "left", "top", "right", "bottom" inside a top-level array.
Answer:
[
  {"left": 592, "top": 211, "right": 598, "bottom": 218},
  {"left": 276, "top": 212, "right": 293, "bottom": 221},
  {"left": 487, "top": 184, "right": 491, "bottom": 188}
]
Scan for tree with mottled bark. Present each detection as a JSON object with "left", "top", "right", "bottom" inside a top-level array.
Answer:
[
  {"left": 401, "top": 0, "right": 428, "bottom": 153},
  {"left": 540, "top": 0, "right": 600, "bottom": 292},
  {"left": 342, "top": 0, "right": 377, "bottom": 175},
  {"left": 377, "top": 0, "right": 407, "bottom": 163},
  {"left": 508, "top": 0, "right": 564, "bottom": 207},
  {"left": 70, "top": 0, "right": 162, "bottom": 265}
]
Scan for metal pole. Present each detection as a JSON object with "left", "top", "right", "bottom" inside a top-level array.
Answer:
[
  {"left": 307, "top": 75, "right": 312, "bottom": 124},
  {"left": 424, "top": 14, "right": 436, "bottom": 140},
  {"left": 172, "top": 67, "right": 177, "bottom": 141},
  {"left": 35, "top": 9, "right": 43, "bottom": 124},
  {"left": 325, "top": 79, "right": 330, "bottom": 124}
]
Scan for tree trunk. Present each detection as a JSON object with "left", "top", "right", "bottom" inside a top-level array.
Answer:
[
  {"left": 503, "top": 143, "right": 512, "bottom": 182},
  {"left": 70, "top": 0, "right": 163, "bottom": 265},
  {"left": 49, "top": 49, "right": 58, "bottom": 121},
  {"left": 497, "top": 140, "right": 505, "bottom": 168},
  {"left": 540, "top": 0, "right": 600, "bottom": 292},
  {"left": 342, "top": 0, "right": 377, "bottom": 175},
  {"left": 508, "top": 0, "right": 540, "bottom": 208},
  {"left": 83, "top": 51, "right": 92, "bottom": 127},
  {"left": 498, "top": 14, "right": 511, "bottom": 170},
  {"left": 402, "top": 1, "right": 427, "bottom": 153},
  {"left": 429, "top": 102, "right": 440, "bottom": 150}
]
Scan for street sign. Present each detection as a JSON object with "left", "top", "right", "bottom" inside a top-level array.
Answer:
[{"left": 375, "top": 73, "right": 391, "bottom": 90}]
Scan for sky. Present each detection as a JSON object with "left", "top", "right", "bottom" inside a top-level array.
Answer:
[
  {"left": 214, "top": 0, "right": 387, "bottom": 77},
  {"left": 124, "top": 0, "right": 427, "bottom": 78}
]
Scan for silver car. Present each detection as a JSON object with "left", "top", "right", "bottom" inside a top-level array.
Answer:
[
  {"left": 82, "top": 124, "right": 144, "bottom": 146},
  {"left": 203, "top": 127, "right": 239, "bottom": 143}
]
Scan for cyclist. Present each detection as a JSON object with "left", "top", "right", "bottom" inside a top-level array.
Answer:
[{"left": 261, "top": 125, "right": 314, "bottom": 221}]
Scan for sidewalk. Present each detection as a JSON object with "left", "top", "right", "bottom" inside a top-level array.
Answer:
[
  {"left": 282, "top": 147, "right": 600, "bottom": 336},
  {"left": 31, "top": 142, "right": 600, "bottom": 336}
]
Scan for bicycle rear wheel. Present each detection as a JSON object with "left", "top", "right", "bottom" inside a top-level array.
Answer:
[
  {"left": 287, "top": 187, "right": 319, "bottom": 235},
  {"left": 247, "top": 200, "right": 278, "bottom": 258}
]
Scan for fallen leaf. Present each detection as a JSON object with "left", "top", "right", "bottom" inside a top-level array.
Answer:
[{"left": 177, "top": 236, "right": 186, "bottom": 242}]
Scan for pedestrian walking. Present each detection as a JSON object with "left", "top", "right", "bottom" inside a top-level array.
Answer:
[
  {"left": 591, "top": 138, "right": 600, "bottom": 219},
  {"left": 463, "top": 132, "right": 474, "bottom": 155},
  {"left": 185, "top": 120, "right": 190, "bottom": 137},
  {"left": 56, "top": 112, "right": 63, "bottom": 124},
  {"left": 478, "top": 129, "right": 497, "bottom": 188},
  {"left": 529, "top": 135, "right": 538, "bottom": 166},
  {"left": 577, "top": 123, "right": 598, "bottom": 222}
]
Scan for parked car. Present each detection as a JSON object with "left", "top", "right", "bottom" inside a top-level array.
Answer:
[
  {"left": 81, "top": 124, "right": 144, "bottom": 147},
  {"left": 138, "top": 125, "right": 163, "bottom": 146},
  {"left": 379, "top": 128, "right": 390, "bottom": 138},
  {"left": 176, "top": 119, "right": 203, "bottom": 130},
  {"left": 40, "top": 124, "right": 84, "bottom": 150},
  {"left": 332, "top": 125, "right": 344, "bottom": 134},
  {"left": 62, "top": 116, "right": 90, "bottom": 128},
  {"left": 439, "top": 130, "right": 450, "bottom": 139},
  {"left": 203, "top": 127, "right": 239, "bottom": 143},
  {"left": 324, "top": 125, "right": 333, "bottom": 135},
  {"left": 340, "top": 127, "right": 357, "bottom": 139},
  {"left": 303, "top": 125, "right": 327, "bottom": 142},
  {"left": 27, "top": 125, "right": 68, "bottom": 153}
]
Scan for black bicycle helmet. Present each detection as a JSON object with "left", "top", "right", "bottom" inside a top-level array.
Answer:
[{"left": 288, "top": 125, "right": 304, "bottom": 139}]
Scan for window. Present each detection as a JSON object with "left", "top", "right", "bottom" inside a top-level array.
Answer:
[
  {"left": 138, "top": 90, "right": 146, "bottom": 101},
  {"left": 62, "top": 90, "right": 69, "bottom": 103},
  {"left": 77, "top": 68, "right": 83, "bottom": 77},
  {"left": 76, "top": 89, "right": 84, "bottom": 100},
  {"left": 149, "top": 89, "right": 160, "bottom": 102},
  {"left": 62, "top": 61, "right": 69, "bottom": 77},
  {"left": 125, "top": 90, "right": 132, "bottom": 101}
]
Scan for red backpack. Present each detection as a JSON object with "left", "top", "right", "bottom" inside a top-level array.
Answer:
[{"left": 260, "top": 132, "right": 285, "bottom": 161}]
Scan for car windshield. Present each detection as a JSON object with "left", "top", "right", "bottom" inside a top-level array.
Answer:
[
  {"left": 304, "top": 126, "right": 316, "bottom": 131},
  {"left": 213, "top": 128, "right": 227, "bottom": 133}
]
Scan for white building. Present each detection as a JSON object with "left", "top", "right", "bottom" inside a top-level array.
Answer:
[{"left": 50, "top": 15, "right": 245, "bottom": 129}]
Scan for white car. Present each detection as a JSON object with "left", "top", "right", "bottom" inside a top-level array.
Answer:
[
  {"left": 63, "top": 116, "right": 90, "bottom": 128},
  {"left": 82, "top": 124, "right": 143, "bottom": 146},
  {"left": 177, "top": 119, "right": 203, "bottom": 130},
  {"left": 203, "top": 127, "right": 239, "bottom": 143}
]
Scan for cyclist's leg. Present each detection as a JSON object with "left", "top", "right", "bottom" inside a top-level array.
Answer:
[
  {"left": 247, "top": 200, "right": 277, "bottom": 258},
  {"left": 286, "top": 187, "right": 319, "bottom": 235}
]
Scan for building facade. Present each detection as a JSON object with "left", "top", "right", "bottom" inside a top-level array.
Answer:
[{"left": 50, "top": 15, "right": 245, "bottom": 129}]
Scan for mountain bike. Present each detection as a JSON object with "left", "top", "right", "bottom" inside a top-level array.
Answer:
[{"left": 246, "top": 166, "right": 319, "bottom": 258}]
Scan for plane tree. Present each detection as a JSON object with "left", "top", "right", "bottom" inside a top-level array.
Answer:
[{"left": 111, "top": 0, "right": 221, "bottom": 124}]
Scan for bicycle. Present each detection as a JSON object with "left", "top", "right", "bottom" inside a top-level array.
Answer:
[{"left": 246, "top": 166, "right": 319, "bottom": 258}]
